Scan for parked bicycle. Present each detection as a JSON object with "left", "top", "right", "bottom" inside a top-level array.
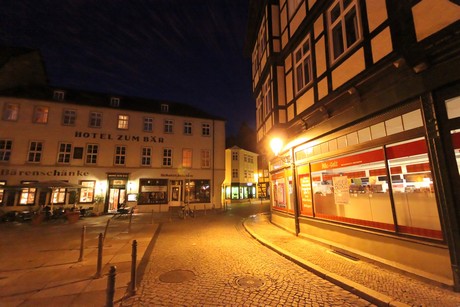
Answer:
[{"left": 178, "top": 203, "right": 194, "bottom": 219}]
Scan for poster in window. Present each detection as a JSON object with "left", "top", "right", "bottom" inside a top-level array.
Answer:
[
  {"left": 299, "top": 174, "right": 313, "bottom": 216},
  {"left": 333, "top": 176, "right": 349, "bottom": 204}
]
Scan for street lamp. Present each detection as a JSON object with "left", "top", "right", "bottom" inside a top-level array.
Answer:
[{"left": 270, "top": 136, "right": 300, "bottom": 236}]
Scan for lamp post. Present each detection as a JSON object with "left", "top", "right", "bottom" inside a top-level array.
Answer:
[{"left": 270, "top": 137, "right": 300, "bottom": 236}]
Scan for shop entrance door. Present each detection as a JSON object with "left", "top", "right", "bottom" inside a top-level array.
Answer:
[
  {"left": 169, "top": 185, "right": 181, "bottom": 207},
  {"left": 108, "top": 188, "right": 126, "bottom": 213}
]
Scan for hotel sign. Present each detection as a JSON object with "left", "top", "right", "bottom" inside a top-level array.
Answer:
[{"left": 74, "top": 131, "right": 165, "bottom": 143}]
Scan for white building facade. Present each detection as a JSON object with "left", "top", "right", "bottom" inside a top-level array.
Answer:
[
  {"left": 0, "top": 88, "right": 226, "bottom": 213},
  {"left": 223, "top": 146, "right": 259, "bottom": 200}
]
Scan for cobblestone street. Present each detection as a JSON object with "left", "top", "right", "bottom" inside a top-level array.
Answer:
[{"left": 122, "top": 204, "right": 374, "bottom": 306}]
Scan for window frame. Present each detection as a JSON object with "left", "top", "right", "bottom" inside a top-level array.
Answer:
[
  {"left": 2, "top": 103, "right": 19, "bottom": 121},
  {"left": 57, "top": 142, "right": 72, "bottom": 164},
  {"left": 162, "top": 148, "right": 173, "bottom": 167},
  {"left": 202, "top": 123, "right": 211, "bottom": 136},
  {"left": 114, "top": 145, "right": 127, "bottom": 165},
  {"left": 85, "top": 144, "right": 99, "bottom": 165},
  {"left": 327, "top": 0, "right": 363, "bottom": 64},
  {"left": 0, "top": 139, "right": 12, "bottom": 162},
  {"left": 62, "top": 109, "right": 77, "bottom": 126},
  {"left": 182, "top": 148, "right": 193, "bottom": 168},
  {"left": 117, "top": 114, "right": 129, "bottom": 130},
  {"left": 141, "top": 147, "right": 152, "bottom": 166},
  {"left": 164, "top": 119, "right": 173, "bottom": 134},
  {"left": 143, "top": 117, "right": 154, "bottom": 132},
  {"left": 294, "top": 36, "right": 313, "bottom": 94},
  {"left": 27, "top": 141, "right": 43, "bottom": 163},
  {"left": 33, "top": 106, "right": 49, "bottom": 124},
  {"left": 201, "top": 149, "right": 211, "bottom": 168},
  {"left": 89, "top": 112, "right": 102, "bottom": 128}
]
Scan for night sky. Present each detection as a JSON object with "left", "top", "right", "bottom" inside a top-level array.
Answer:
[{"left": 0, "top": 0, "right": 254, "bottom": 136}]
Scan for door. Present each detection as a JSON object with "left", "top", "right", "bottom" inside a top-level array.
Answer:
[
  {"left": 169, "top": 185, "right": 181, "bottom": 207},
  {"left": 108, "top": 188, "right": 126, "bottom": 213}
]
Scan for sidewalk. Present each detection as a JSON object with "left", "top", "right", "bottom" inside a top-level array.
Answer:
[
  {"left": 0, "top": 213, "right": 159, "bottom": 307},
  {"left": 243, "top": 213, "right": 460, "bottom": 307}
]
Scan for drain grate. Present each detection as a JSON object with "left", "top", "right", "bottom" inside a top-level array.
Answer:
[
  {"left": 330, "top": 249, "right": 359, "bottom": 262},
  {"left": 159, "top": 269, "right": 195, "bottom": 283}
]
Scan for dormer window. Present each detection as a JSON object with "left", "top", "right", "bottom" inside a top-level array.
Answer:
[
  {"left": 110, "top": 97, "right": 120, "bottom": 107},
  {"left": 161, "top": 104, "right": 169, "bottom": 113},
  {"left": 53, "top": 90, "right": 65, "bottom": 101}
]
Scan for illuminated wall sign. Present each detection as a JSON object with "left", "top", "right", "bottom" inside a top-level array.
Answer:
[
  {"left": 0, "top": 168, "right": 90, "bottom": 177},
  {"left": 74, "top": 131, "right": 165, "bottom": 143}
]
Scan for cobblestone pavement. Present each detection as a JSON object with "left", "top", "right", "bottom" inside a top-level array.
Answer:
[{"left": 121, "top": 204, "right": 375, "bottom": 306}]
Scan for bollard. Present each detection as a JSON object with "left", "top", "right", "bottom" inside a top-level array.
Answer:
[
  {"left": 128, "top": 211, "right": 133, "bottom": 233},
  {"left": 129, "top": 240, "right": 137, "bottom": 296},
  {"left": 151, "top": 209, "right": 154, "bottom": 224},
  {"left": 78, "top": 225, "right": 86, "bottom": 262},
  {"left": 103, "top": 218, "right": 111, "bottom": 242},
  {"left": 106, "top": 266, "right": 116, "bottom": 307},
  {"left": 96, "top": 233, "right": 103, "bottom": 278}
]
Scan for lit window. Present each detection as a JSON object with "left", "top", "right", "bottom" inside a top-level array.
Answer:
[
  {"left": 79, "top": 180, "right": 95, "bottom": 203},
  {"left": 201, "top": 149, "right": 210, "bottom": 168},
  {"left": 86, "top": 144, "right": 98, "bottom": 164},
  {"left": 117, "top": 115, "right": 129, "bottom": 130},
  {"left": 144, "top": 117, "right": 154, "bottom": 132},
  {"left": 27, "top": 141, "right": 43, "bottom": 163},
  {"left": 182, "top": 148, "right": 192, "bottom": 168},
  {"left": 202, "top": 123, "right": 211, "bottom": 136},
  {"left": 89, "top": 112, "right": 102, "bottom": 128},
  {"left": 294, "top": 36, "right": 312, "bottom": 93},
  {"left": 141, "top": 147, "right": 152, "bottom": 166},
  {"left": 33, "top": 106, "right": 49, "bottom": 124},
  {"left": 184, "top": 122, "right": 192, "bottom": 135},
  {"left": 0, "top": 140, "right": 12, "bottom": 161},
  {"left": 164, "top": 119, "right": 173, "bottom": 133},
  {"left": 52, "top": 187, "right": 66, "bottom": 204},
  {"left": 2, "top": 103, "right": 19, "bottom": 121},
  {"left": 20, "top": 186, "right": 36, "bottom": 205},
  {"left": 62, "top": 109, "right": 76, "bottom": 126},
  {"left": 0, "top": 181, "right": 5, "bottom": 204},
  {"left": 162, "top": 148, "right": 172, "bottom": 167},
  {"left": 57, "top": 142, "right": 72, "bottom": 164},
  {"left": 328, "top": 0, "right": 362, "bottom": 62},
  {"left": 114, "top": 145, "right": 126, "bottom": 165}
]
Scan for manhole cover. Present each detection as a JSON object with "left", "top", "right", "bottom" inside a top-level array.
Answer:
[
  {"left": 236, "top": 276, "right": 265, "bottom": 289},
  {"left": 159, "top": 269, "right": 195, "bottom": 283},
  {"left": 230, "top": 275, "right": 270, "bottom": 291}
]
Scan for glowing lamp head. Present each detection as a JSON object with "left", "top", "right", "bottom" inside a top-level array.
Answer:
[{"left": 270, "top": 137, "right": 284, "bottom": 156}]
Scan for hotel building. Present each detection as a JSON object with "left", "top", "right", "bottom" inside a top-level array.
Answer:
[
  {"left": 0, "top": 50, "right": 225, "bottom": 214},
  {"left": 246, "top": 0, "right": 460, "bottom": 289}
]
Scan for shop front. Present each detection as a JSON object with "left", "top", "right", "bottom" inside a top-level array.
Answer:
[{"left": 269, "top": 95, "right": 460, "bottom": 287}]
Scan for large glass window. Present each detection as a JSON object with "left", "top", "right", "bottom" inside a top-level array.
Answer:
[
  {"left": 138, "top": 179, "right": 168, "bottom": 204},
  {"left": 387, "top": 138, "right": 441, "bottom": 239},
  {"left": 0, "top": 140, "right": 12, "bottom": 162},
  {"left": 52, "top": 188, "right": 66, "bottom": 204},
  {"left": 19, "top": 182, "right": 37, "bottom": 205},
  {"left": 79, "top": 180, "right": 95, "bottom": 203},
  {"left": 272, "top": 173, "right": 287, "bottom": 209},
  {"left": 185, "top": 179, "right": 210, "bottom": 203},
  {"left": 328, "top": 0, "right": 362, "bottom": 62},
  {"left": 311, "top": 148, "right": 394, "bottom": 230}
]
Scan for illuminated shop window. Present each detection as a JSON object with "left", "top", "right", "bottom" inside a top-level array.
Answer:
[
  {"left": 138, "top": 179, "right": 168, "bottom": 205},
  {"left": 52, "top": 188, "right": 66, "bottom": 204},
  {"left": 79, "top": 180, "right": 95, "bottom": 203},
  {"left": 19, "top": 182, "right": 37, "bottom": 205},
  {"left": 185, "top": 180, "right": 210, "bottom": 203}
]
